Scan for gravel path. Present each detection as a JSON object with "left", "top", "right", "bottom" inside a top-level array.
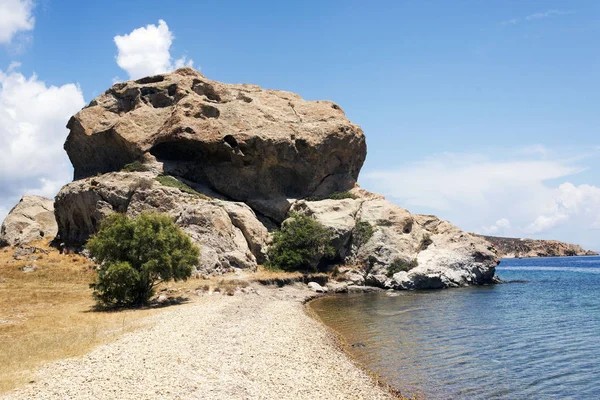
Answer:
[{"left": 3, "top": 284, "right": 396, "bottom": 399}]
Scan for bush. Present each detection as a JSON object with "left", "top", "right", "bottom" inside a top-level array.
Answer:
[
  {"left": 154, "top": 175, "right": 210, "bottom": 199},
  {"left": 267, "top": 213, "right": 334, "bottom": 272},
  {"left": 87, "top": 212, "right": 200, "bottom": 307},
  {"left": 353, "top": 220, "right": 375, "bottom": 249},
  {"left": 387, "top": 258, "right": 418, "bottom": 277},
  {"left": 327, "top": 191, "right": 357, "bottom": 200},
  {"left": 122, "top": 161, "right": 150, "bottom": 172},
  {"left": 420, "top": 234, "right": 433, "bottom": 251},
  {"left": 305, "top": 191, "right": 357, "bottom": 201}
]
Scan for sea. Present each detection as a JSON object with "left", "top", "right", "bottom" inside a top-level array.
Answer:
[{"left": 310, "top": 256, "right": 600, "bottom": 399}]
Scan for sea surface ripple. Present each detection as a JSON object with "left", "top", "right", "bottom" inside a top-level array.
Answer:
[{"left": 310, "top": 256, "right": 600, "bottom": 399}]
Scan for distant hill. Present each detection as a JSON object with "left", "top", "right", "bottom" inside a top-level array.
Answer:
[{"left": 476, "top": 235, "right": 598, "bottom": 258}]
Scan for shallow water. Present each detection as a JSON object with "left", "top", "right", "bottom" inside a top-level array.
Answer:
[{"left": 310, "top": 256, "right": 600, "bottom": 399}]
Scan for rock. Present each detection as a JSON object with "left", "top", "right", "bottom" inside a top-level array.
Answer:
[
  {"left": 54, "top": 172, "right": 268, "bottom": 274},
  {"left": 0, "top": 195, "right": 57, "bottom": 247},
  {"left": 346, "top": 285, "right": 381, "bottom": 293},
  {"left": 326, "top": 281, "right": 349, "bottom": 293},
  {"left": 50, "top": 70, "right": 501, "bottom": 286},
  {"left": 343, "top": 270, "right": 366, "bottom": 286},
  {"left": 287, "top": 195, "right": 499, "bottom": 290},
  {"left": 64, "top": 67, "right": 366, "bottom": 221},
  {"left": 289, "top": 199, "right": 361, "bottom": 260},
  {"left": 476, "top": 234, "right": 598, "bottom": 258},
  {"left": 156, "top": 295, "right": 168, "bottom": 303},
  {"left": 307, "top": 282, "right": 327, "bottom": 293},
  {"left": 13, "top": 245, "right": 36, "bottom": 260},
  {"left": 20, "top": 265, "right": 37, "bottom": 273}
]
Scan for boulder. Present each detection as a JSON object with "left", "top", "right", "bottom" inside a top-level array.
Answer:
[
  {"left": 307, "top": 282, "right": 327, "bottom": 293},
  {"left": 288, "top": 195, "right": 499, "bottom": 290},
  {"left": 0, "top": 195, "right": 58, "bottom": 247},
  {"left": 289, "top": 199, "right": 361, "bottom": 260},
  {"left": 64, "top": 67, "right": 366, "bottom": 221},
  {"left": 54, "top": 172, "right": 269, "bottom": 274}
]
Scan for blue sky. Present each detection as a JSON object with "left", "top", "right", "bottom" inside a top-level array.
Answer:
[{"left": 1, "top": 0, "right": 599, "bottom": 248}]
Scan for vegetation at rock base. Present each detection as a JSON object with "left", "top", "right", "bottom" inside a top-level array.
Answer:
[
  {"left": 420, "top": 234, "right": 433, "bottom": 251},
  {"left": 327, "top": 191, "right": 357, "bottom": 200},
  {"left": 267, "top": 213, "right": 334, "bottom": 272},
  {"left": 353, "top": 220, "right": 375, "bottom": 249},
  {"left": 154, "top": 175, "right": 210, "bottom": 199},
  {"left": 121, "top": 161, "right": 150, "bottom": 172},
  {"left": 387, "top": 258, "right": 419, "bottom": 277},
  {"left": 87, "top": 212, "right": 200, "bottom": 307},
  {"left": 305, "top": 191, "right": 358, "bottom": 201}
]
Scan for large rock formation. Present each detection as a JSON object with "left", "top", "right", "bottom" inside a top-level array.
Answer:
[
  {"left": 51, "top": 68, "right": 500, "bottom": 289},
  {"left": 64, "top": 67, "right": 366, "bottom": 221},
  {"left": 0, "top": 195, "right": 58, "bottom": 247},
  {"left": 477, "top": 235, "right": 598, "bottom": 258},
  {"left": 290, "top": 197, "right": 497, "bottom": 289},
  {"left": 55, "top": 172, "right": 268, "bottom": 274}
]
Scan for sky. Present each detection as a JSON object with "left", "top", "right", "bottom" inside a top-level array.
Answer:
[{"left": 1, "top": 0, "right": 599, "bottom": 249}]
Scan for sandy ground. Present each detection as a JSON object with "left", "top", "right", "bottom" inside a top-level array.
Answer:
[{"left": 2, "top": 284, "right": 397, "bottom": 400}]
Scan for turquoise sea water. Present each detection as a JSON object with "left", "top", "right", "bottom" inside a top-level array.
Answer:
[{"left": 310, "top": 256, "right": 600, "bottom": 399}]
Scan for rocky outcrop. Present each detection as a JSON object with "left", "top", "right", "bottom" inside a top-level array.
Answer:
[
  {"left": 54, "top": 172, "right": 268, "bottom": 274},
  {"left": 477, "top": 235, "right": 598, "bottom": 258},
  {"left": 64, "top": 67, "right": 366, "bottom": 221},
  {"left": 48, "top": 67, "right": 501, "bottom": 289},
  {"left": 289, "top": 197, "right": 499, "bottom": 289},
  {"left": 0, "top": 195, "right": 57, "bottom": 247}
]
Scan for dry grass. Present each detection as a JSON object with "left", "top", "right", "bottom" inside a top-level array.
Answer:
[
  {"left": 0, "top": 241, "right": 157, "bottom": 393},
  {"left": 0, "top": 243, "right": 334, "bottom": 394}
]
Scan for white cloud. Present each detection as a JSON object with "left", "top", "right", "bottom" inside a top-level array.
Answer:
[
  {"left": 526, "top": 183, "right": 600, "bottom": 233},
  {"left": 114, "top": 19, "right": 193, "bottom": 80},
  {"left": 525, "top": 10, "right": 569, "bottom": 21},
  {"left": 0, "top": 67, "right": 85, "bottom": 222},
  {"left": 502, "top": 10, "right": 572, "bottom": 26},
  {"left": 483, "top": 218, "right": 511, "bottom": 235},
  {"left": 501, "top": 18, "right": 518, "bottom": 26},
  {"left": 361, "top": 149, "right": 600, "bottom": 248},
  {"left": 0, "top": 0, "right": 34, "bottom": 44}
]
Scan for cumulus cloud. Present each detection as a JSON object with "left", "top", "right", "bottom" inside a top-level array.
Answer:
[
  {"left": 0, "top": 66, "right": 85, "bottom": 221},
  {"left": 0, "top": 0, "right": 34, "bottom": 44},
  {"left": 114, "top": 20, "right": 193, "bottom": 80},
  {"left": 483, "top": 218, "right": 512, "bottom": 234},
  {"left": 526, "top": 183, "right": 600, "bottom": 233},
  {"left": 361, "top": 148, "right": 600, "bottom": 247}
]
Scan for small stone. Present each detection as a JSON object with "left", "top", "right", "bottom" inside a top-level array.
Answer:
[
  {"left": 21, "top": 265, "right": 37, "bottom": 273},
  {"left": 307, "top": 282, "right": 326, "bottom": 293}
]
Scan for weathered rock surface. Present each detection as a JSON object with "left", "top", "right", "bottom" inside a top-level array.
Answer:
[
  {"left": 48, "top": 68, "right": 501, "bottom": 289},
  {"left": 0, "top": 195, "right": 58, "bottom": 247},
  {"left": 65, "top": 67, "right": 366, "bottom": 221},
  {"left": 54, "top": 172, "right": 268, "bottom": 274},
  {"left": 289, "top": 197, "right": 499, "bottom": 289},
  {"left": 477, "top": 234, "right": 598, "bottom": 258}
]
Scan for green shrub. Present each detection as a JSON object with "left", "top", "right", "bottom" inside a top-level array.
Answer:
[
  {"left": 353, "top": 220, "right": 375, "bottom": 249},
  {"left": 267, "top": 213, "right": 334, "bottom": 272},
  {"left": 87, "top": 212, "right": 200, "bottom": 307},
  {"left": 328, "top": 191, "right": 357, "bottom": 200},
  {"left": 420, "top": 234, "right": 433, "bottom": 251},
  {"left": 305, "top": 191, "right": 357, "bottom": 201},
  {"left": 154, "top": 175, "right": 210, "bottom": 199},
  {"left": 386, "top": 258, "right": 418, "bottom": 277},
  {"left": 122, "top": 161, "right": 150, "bottom": 172}
]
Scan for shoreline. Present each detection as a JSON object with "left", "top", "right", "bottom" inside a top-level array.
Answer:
[
  {"left": 304, "top": 294, "right": 409, "bottom": 399},
  {"left": 2, "top": 283, "right": 401, "bottom": 400}
]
